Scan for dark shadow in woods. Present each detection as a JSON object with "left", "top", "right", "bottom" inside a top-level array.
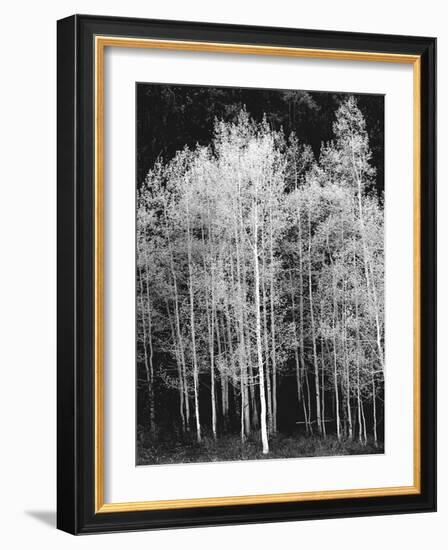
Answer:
[{"left": 25, "top": 510, "right": 56, "bottom": 528}]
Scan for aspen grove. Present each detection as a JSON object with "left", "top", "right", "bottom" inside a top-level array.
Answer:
[{"left": 137, "top": 96, "right": 384, "bottom": 462}]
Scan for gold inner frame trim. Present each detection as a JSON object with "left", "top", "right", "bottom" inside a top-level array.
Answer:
[{"left": 94, "top": 35, "right": 421, "bottom": 513}]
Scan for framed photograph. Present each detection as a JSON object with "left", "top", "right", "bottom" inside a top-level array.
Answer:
[{"left": 57, "top": 14, "right": 436, "bottom": 534}]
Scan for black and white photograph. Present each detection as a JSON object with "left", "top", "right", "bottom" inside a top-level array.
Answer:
[{"left": 136, "top": 83, "right": 385, "bottom": 466}]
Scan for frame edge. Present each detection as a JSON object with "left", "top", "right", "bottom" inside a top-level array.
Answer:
[{"left": 57, "top": 14, "right": 79, "bottom": 535}]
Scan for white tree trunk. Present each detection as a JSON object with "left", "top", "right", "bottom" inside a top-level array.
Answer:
[
  {"left": 308, "top": 202, "right": 322, "bottom": 434},
  {"left": 331, "top": 263, "right": 341, "bottom": 441},
  {"left": 254, "top": 195, "right": 269, "bottom": 454},
  {"left": 185, "top": 194, "right": 201, "bottom": 443},
  {"left": 163, "top": 204, "right": 190, "bottom": 429}
]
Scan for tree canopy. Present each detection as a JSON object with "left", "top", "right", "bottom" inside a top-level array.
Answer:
[{"left": 137, "top": 84, "right": 384, "bottom": 195}]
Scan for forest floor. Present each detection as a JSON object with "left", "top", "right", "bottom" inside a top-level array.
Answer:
[{"left": 137, "top": 431, "right": 383, "bottom": 466}]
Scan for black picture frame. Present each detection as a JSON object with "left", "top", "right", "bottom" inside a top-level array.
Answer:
[{"left": 57, "top": 14, "right": 436, "bottom": 535}]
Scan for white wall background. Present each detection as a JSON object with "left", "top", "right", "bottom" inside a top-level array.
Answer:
[{"left": 0, "top": 0, "right": 443, "bottom": 547}]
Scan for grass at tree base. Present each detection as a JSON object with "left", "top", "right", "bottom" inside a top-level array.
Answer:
[{"left": 137, "top": 431, "right": 383, "bottom": 466}]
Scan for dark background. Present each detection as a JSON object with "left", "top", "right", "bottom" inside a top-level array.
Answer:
[{"left": 136, "top": 83, "right": 384, "bottom": 195}]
